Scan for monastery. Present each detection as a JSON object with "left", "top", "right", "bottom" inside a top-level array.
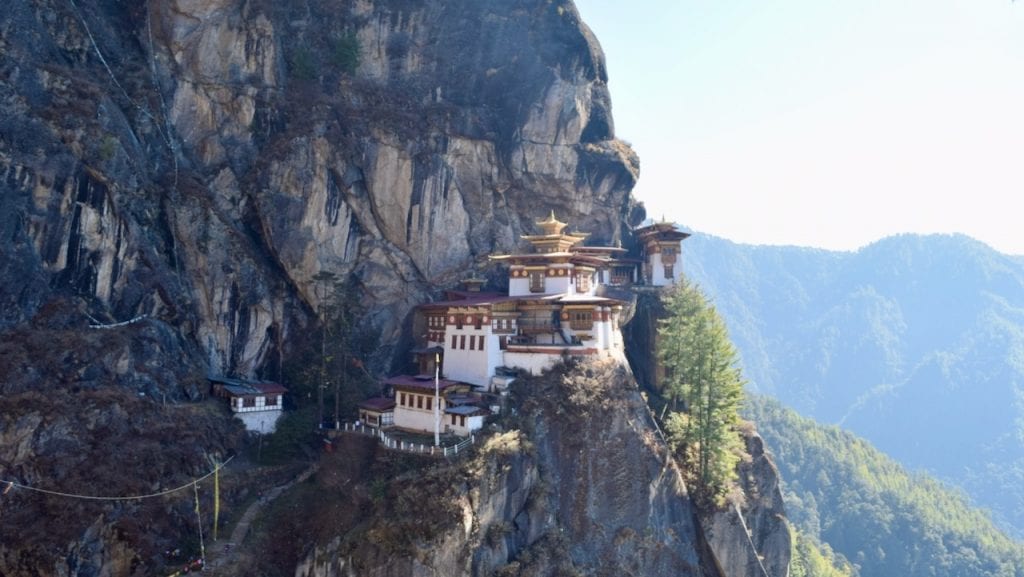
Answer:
[{"left": 359, "top": 213, "right": 689, "bottom": 438}]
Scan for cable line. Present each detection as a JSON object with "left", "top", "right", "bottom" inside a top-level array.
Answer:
[{"left": 0, "top": 455, "right": 234, "bottom": 502}]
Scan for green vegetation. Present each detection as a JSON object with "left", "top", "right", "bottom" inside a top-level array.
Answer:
[
  {"left": 790, "top": 529, "right": 858, "bottom": 577},
  {"left": 684, "top": 233, "right": 1024, "bottom": 534},
  {"left": 283, "top": 273, "right": 379, "bottom": 428},
  {"left": 657, "top": 279, "right": 747, "bottom": 505},
  {"left": 747, "top": 395, "right": 1024, "bottom": 577},
  {"left": 289, "top": 45, "right": 317, "bottom": 81},
  {"left": 258, "top": 406, "right": 318, "bottom": 463},
  {"left": 98, "top": 134, "right": 118, "bottom": 161},
  {"left": 331, "top": 32, "right": 360, "bottom": 75}
]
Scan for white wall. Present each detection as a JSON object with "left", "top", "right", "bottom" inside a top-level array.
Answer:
[
  {"left": 237, "top": 410, "right": 284, "bottom": 434},
  {"left": 503, "top": 350, "right": 562, "bottom": 375},
  {"left": 544, "top": 274, "right": 572, "bottom": 295},
  {"left": 231, "top": 395, "right": 281, "bottom": 412},
  {"left": 394, "top": 391, "right": 443, "bottom": 434},
  {"left": 445, "top": 324, "right": 497, "bottom": 387},
  {"left": 445, "top": 413, "right": 485, "bottom": 436},
  {"left": 647, "top": 253, "right": 680, "bottom": 286},
  {"left": 509, "top": 277, "right": 531, "bottom": 296}
]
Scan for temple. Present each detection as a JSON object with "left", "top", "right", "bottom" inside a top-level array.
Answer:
[
  {"left": 635, "top": 218, "right": 691, "bottom": 286},
  {"left": 367, "top": 212, "right": 688, "bottom": 437}
]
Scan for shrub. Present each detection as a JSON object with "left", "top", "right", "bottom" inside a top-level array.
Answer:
[
  {"left": 332, "top": 33, "right": 360, "bottom": 75},
  {"left": 289, "top": 46, "right": 317, "bottom": 81}
]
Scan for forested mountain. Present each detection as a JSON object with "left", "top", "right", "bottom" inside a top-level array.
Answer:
[
  {"left": 747, "top": 395, "right": 1024, "bottom": 577},
  {"left": 684, "top": 232, "right": 1024, "bottom": 534}
]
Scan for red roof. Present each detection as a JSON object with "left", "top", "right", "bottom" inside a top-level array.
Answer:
[
  {"left": 358, "top": 397, "right": 396, "bottom": 411},
  {"left": 254, "top": 383, "right": 288, "bottom": 395},
  {"left": 384, "top": 374, "right": 464, "bottom": 392},
  {"left": 419, "top": 293, "right": 521, "bottom": 310}
]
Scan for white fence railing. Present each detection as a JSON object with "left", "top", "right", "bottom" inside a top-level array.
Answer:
[{"left": 338, "top": 422, "right": 476, "bottom": 457}]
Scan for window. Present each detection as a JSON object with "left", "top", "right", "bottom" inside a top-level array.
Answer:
[
  {"left": 460, "top": 335, "right": 466, "bottom": 350},
  {"left": 451, "top": 414, "right": 457, "bottom": 425},
  {"left": 529, "top": 270, "right": 545, "bottom": 293},
  {"left": 451, "top": 334, "right": 457, "bottom": 350},
  {"left": 460, "top": 415, "right": 466, "bottom": 427},
  {"left": 265, "top": 395, "right": 279, "bottom": 407},
  {"left": 663, "top": 247, "right": 675, "bottom": 256},
  {"left": 664, "top": 264, "right": 674, "bottom": 279},
  {"left": 243, "top": 397, "right": 256, "bottom": 408},
  {"left": 417, "top": 395, "right": 423, "bottom": 409},
  {"left": 576, "top": 273, "right": 591, "bottom": 293},
  {"left": 426, "top": 397, "right": 432, "bottom": 411},
  {"left": 569, "top": 310, "right": 593, "bottom": 331},
  {"left": 400, "top": 392, "right": 406, "bottom": 406}
]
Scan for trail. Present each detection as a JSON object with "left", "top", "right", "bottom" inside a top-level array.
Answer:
[{"left": 202, "top": 461, "right": 320, "bottom": 574}]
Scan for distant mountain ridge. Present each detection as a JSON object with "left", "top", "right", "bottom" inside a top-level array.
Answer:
[
  {"left": 683, "top": 231, "right": 1024, "bottom": 535},
  {"left": 747, "top": 394, "right": 1024, "bottom": 577}
]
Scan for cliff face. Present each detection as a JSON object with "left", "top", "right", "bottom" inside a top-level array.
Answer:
[
  {"left": 1, "top": 0, "right": 638, "bottom": 385},
  {"left": 0, "top": 2, "right": 795, "bottom": 575},
  {"left": 258, "top": 361, "right": 790, "bottom": 577},
  {"left": 1, "top": 1, "right": 636, "bottom": 571},
  {"left": 274, "top": 361, "right": 717, "bottom": 577}
]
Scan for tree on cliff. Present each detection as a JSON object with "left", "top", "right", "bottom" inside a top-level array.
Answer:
[
  {"left": 658, "top": 278, "right": 747, "bottom": 505},
  {"left": 283, "top": 274, "right": 378, "bottom": 426}
]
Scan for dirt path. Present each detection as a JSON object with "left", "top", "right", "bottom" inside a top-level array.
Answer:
[{"left": 202, "top": 461, "right": 320, "bottom": 574}]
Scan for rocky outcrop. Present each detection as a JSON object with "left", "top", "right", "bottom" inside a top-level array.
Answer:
[
  {"left": 279, "top": 360, "right": 791, "bottom": 577},
  {"left": 1, "top": 0, "right": 639, "bottom": 383},
  {"left": 703, "top": 432, "right": 792, "bottom": 577},
  {"left": 272, "top": 360, "right": 716, "bottom": 577},
  {"left": 0, "top": 2, "right": 797, "bottom": 575},
  {"left": 625, "top": 289, "right": 793, "bottom": 577}
]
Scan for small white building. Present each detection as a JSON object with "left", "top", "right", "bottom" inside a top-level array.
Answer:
[
  {"left": 445, "top": 404, "right": 489, "bottom": 436},
  {"left": 209, "top": 377, "right": 288, "bottom": 433},
  {"left": 358, "top": 397, "right": 396, "bottom": 428},
  {"left": 386, "top": 374, "right": 484, "bottom": 436},
  {"left": 635, "top": 219, "right": 690, "bottom": 287}
]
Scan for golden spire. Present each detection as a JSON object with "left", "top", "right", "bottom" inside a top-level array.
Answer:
[{"left": 535, "top": 210, "right": 569, "bottom": 236}]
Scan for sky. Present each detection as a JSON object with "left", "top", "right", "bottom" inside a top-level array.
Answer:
[{"left": 573, "top": 0, "right": 1024, "bottom": 255}]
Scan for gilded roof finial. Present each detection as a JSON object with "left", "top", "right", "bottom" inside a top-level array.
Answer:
[{"left": 535, "top": 210, "right": 568, "bottom": 236}]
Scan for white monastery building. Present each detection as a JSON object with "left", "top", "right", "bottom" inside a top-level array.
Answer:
[
  {"left": 377, "top": 212, "right": 689, "bottom": 437},
  {"left": 209, "top": 377, "right": 288, "bottom": 433},
  {"left": 635, "top": 219, "right": 691, "bottom": 287}
]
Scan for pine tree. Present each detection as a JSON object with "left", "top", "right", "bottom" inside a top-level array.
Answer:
[{"left": 658, "top": 278, "right": 747, "bottom": 505}]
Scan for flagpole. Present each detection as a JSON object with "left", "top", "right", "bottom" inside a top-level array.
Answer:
[{"left": 434, "top": 352, "right": 441, "bottom": 447}]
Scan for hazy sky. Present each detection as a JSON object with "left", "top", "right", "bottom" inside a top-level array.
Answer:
[{"left": 574, "top": 1, "right": 1024, "bottom": 255}]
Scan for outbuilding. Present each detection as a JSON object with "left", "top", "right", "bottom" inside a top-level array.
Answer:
[{"left": 209, "top": 377, "right": 288, "bottom": 433}]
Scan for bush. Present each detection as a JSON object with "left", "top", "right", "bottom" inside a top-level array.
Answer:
[
  {"left": 332, "top": 33, "right": 360, "bottom": 75},
  {"left": 289, "top": 46, "right": 317, "bottom": 81}
]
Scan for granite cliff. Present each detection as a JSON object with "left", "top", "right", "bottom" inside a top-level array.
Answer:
[
  {"left": 0, "top": 1, "right": 792, "bottom": 575},
  {"left": 240, "top": 360, "right": 790, "bottom": 577},
  {"left": 2, "top": 0, "right": 638, "bottom": 384}
]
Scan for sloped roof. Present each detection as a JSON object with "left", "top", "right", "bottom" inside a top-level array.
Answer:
[
  {"left": 358, "top": 397, "right": 396, "bottom": 412},
  {"left": 209, "top": 376, "right": 288, "bottom": 396},
  {"left": 385, "top": 374, "right": 464, "bottom": 392},
  {"left": 445, "top": 404, "right": 491, "bottom": 417}
]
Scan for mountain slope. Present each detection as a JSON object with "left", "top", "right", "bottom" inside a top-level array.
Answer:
[
  {"left": 684, "top": 232, "right": 1024, "bottom": 534},
  {"left": 747, "top": 395, "right": 1024, "bottom": 577}
]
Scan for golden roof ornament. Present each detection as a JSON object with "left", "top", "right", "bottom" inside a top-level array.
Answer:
[{"left": 535, "top": 210, "right": 569, "bottom": 236}]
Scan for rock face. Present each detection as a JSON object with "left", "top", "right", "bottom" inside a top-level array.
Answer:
[
  {"left": 704, "top": 432, "right": 793, "bottom": 577},
  {"left": 280, "top": 361, "right": 718, "bottom": 577},
  {"left": 1, "top": 0, "right": 638, "bottom": 383},
  {"left": 272, "top": 361, "right": 791, "bottom": 577},
  {"left": 1, "top": 0, "right": 637, "bottom": 571},
  {"left": 0, "top": 1, "right": 794, "bottom": 575}
]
